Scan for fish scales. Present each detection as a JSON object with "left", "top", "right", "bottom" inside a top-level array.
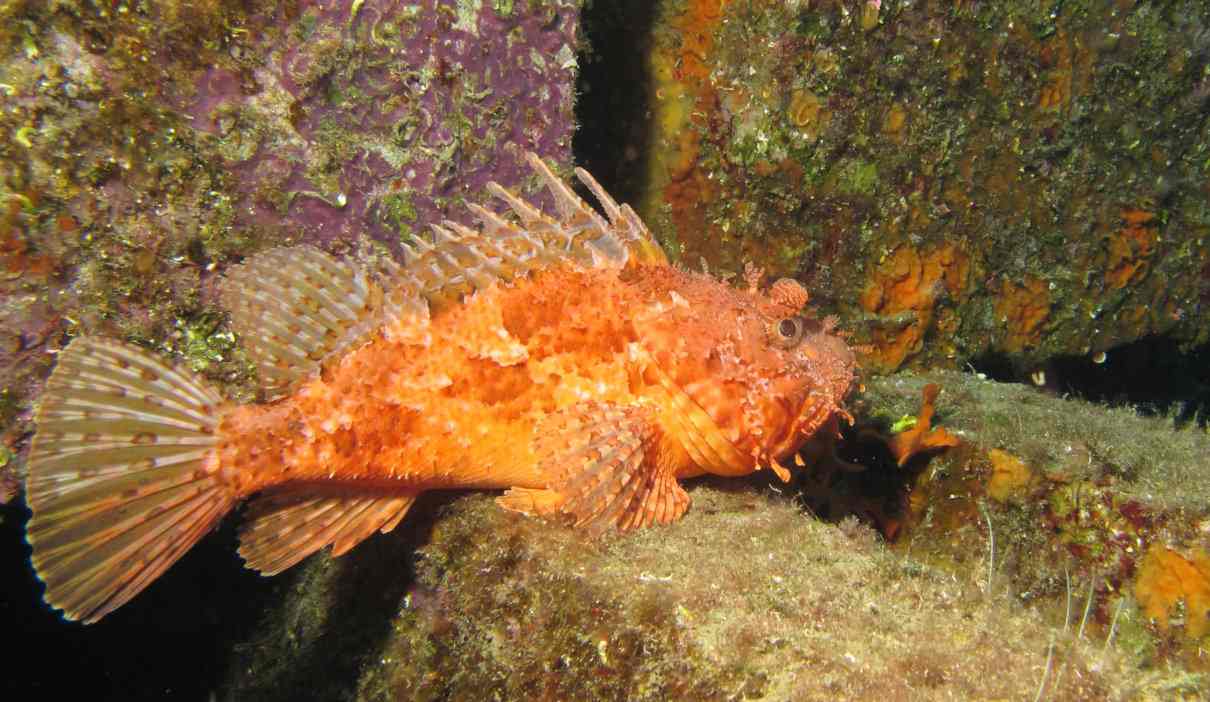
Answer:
[
  {"left": 218, "top": 265, "right": 647, "bottom": 493},
  {"left": 23, "top": 152, "right": 857, "bottom": 623}
]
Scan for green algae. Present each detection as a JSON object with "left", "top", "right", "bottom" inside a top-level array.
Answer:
[
  {"left": 834, "top": 158, "right": 879, "bottom": 197},
  {"left": 380, "top": 191, "right": 419, "bottom": 239},
  {"left": 492, "top": 0, "right": 515, "bottom": 19}
]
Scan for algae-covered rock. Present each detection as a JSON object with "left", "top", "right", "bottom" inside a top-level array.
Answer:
[
  {"left": 861, "top": 371, "right": 1210, "bottom": 511},
  {"left": 852, "top": 371, "right": 1210, "bottom": 675},
  {"left": 630, "top": 0, "right": 1210, "bottom": 372},
  {"left": 172, "top": 0, "right": 581, "bottom": 250},
  {"left": 217, "top": 490, "right": 1153, "bottom": 699},
  {"left": 222, "top": 373, "right": 1210, "bottom": 700}
]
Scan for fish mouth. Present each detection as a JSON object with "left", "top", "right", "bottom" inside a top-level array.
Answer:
[
  {"left": 779, "top": 393, "right": 851, "bottom": 455},
  {"left": 631, "top": 345, "right": 753, "bottom": 477},
  {"left": 778, "top": 333, "right": 857, "bottom": 455}
]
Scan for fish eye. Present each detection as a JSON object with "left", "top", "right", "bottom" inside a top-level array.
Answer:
[{"left": 773, "top": 316, "right": 804, "bottom": 348}]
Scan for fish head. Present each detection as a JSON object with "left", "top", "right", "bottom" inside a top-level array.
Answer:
[
  {"left": 755, "top": 311, "right": 858, "bottom": 459},
  {"left": 637, "top": 271, "right": 857, "bottom": 477}
]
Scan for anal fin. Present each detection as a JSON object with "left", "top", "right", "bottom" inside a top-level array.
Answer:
[
  {"left": 497, "top": 402, "right": 689, "bottom": 533},
  {"left": 238, "top": 486, "right": 418, "bottom": 575},
  {"left": 496, "top": 487, "right": 563, "bottom": 516}
]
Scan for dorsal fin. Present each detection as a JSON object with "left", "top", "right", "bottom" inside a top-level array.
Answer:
[
  {"left": 391, "top": 151, "right": 667, "bottom": 312},
  {"left": 570, "top": 162, "right": 668, "bottom": 267},
  {"left": 221, "top": 246, "right": 413, "bottom": 400}
]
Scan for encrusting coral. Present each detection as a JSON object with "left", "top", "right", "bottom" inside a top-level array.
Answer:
[
  {"left": 1134, "top": 545, "right": 1210, "bottom": 640},
  {"left": 636, "top": 0, "right": 1210, "bottom": 372}
]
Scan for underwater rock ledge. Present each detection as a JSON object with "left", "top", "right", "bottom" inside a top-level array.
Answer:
[
  {"left": 858, "top": 370, "right": 1210, "bottom": 678},
  {"left": 222, "top": 372, "right": 1210, "bottom": 701},
  {"left": 222, "top": 488, "right": 1128, "bottom": 701}
]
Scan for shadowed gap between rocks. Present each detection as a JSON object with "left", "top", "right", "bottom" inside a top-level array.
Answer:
[
  {"left": 217, "top": 493, "right": 458, "bottom": 702},
  {"left": 972, "top": 335, "right": 1210, "bottom": 428},
  {"left": 574, "top": 0, "right": 658, "bottom": 207}
]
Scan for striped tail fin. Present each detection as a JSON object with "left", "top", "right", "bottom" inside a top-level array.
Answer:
[{"left": 25, "top": 336, "right": 237, "bottom": 624}]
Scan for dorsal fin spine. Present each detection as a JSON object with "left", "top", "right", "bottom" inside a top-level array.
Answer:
[
  {"left": 466, "top": 203, "right": 512, "bottom": 233},
  {"left": 383, "top": 151, "right": 666, "bottom": 309},
  {"left": 443, "top": 220, "right": 478, "bottom": 239},
  {"left": 525, "top": 154, "right": 618, "bottom": 249},
  {"left": 458, "top": 242, "right": 508, "bottom": 282},
  {"left": 431, "top": 224, "right": 459, "bottom": 245},
  {"left": 525, "top": 152, "right": 588, "bottom": 222},
  {"left": 473, "top": 239, "right": 528, "bottom": 275},
  {"left": 575, "top": 166, "right": 623, "bottom": 224},
  {"left": 487, "top": 182, "right": 543, "bottom": 225}
]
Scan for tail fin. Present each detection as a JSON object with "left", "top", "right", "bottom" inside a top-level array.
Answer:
[{"left": 25, "top": 336, "right": 237, "bottom": 623}]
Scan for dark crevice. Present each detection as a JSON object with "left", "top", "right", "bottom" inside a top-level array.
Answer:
[
  {"left": 220, "top": 493, "right": 454, "bottom": 702},
  {"left": 0, "top": 500, "right": 278, "bottom": 701},
  {"left": 967, "top": 350, "right": 1017, "bottom": 385},
  {"left": 1047, "top": 336, "right": 1210, "bottom": 427},
  {"left": 970, "top": 336, "right": 1210, "bottom": 428},
  {"left": 573, "top": 0, "right": 658, "bottom": 207}
]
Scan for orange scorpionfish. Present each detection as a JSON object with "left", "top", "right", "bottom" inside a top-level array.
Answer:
[{"left": 25, "top": 153, "right": 857, "bottom": 623}]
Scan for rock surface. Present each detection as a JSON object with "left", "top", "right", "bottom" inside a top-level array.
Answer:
[
  {"left": 224, "top": 487, "right": 1130, "bottom": 701},
  {"left": 224, "top": 372, "right": 1210, "bottom": 700},
  {"left": 624, "top": 0, "right": 1210, "bottom": 372}
]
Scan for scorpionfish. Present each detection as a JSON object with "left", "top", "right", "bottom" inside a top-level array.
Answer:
[{"left": 24, "top": 152, "right": 857, "bottom": 623}]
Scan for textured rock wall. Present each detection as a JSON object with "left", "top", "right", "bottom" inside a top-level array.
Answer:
[{"left": 634, "top": 0, "right": 1210, "bottom": 372}]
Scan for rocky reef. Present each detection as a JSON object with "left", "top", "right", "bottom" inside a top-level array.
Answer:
[
  {"left": 620, "top": 0, "right": 1210, "bottom": 374},
  {"left": 227, "top": 486, "right": 1128, "bottom": 701},
  {"left": 220, "top": 371, "right": 1209, "bottom": 700},
  {"left": 857, "top": 371, "right": 1210, "bottom": 677}
]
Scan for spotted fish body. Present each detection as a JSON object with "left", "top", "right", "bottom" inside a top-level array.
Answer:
[{"left": 24, "top": 153, "right": 857, "bottom": 623}]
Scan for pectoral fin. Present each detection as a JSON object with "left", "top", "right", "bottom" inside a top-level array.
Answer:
[{"left": 497, "top": 402, "right": 689, "bottom": 533}]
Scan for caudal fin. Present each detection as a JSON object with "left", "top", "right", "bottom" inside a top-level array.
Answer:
[{"left": 25, "top": 336, "right": 237, "bottom": 623}]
